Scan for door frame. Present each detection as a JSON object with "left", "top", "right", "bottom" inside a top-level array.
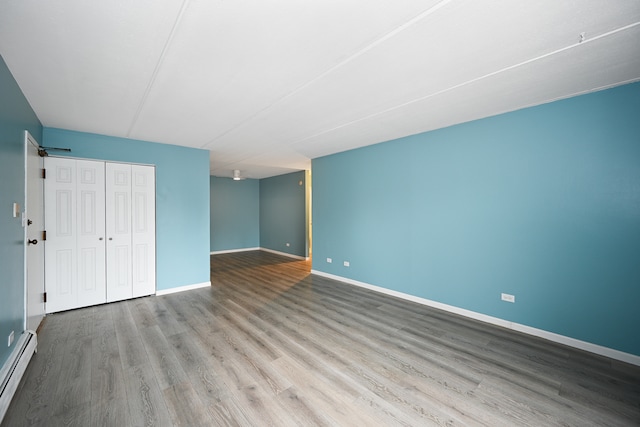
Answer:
[{"left": 24, "top": 130, "right": 45, "bottom": 331}]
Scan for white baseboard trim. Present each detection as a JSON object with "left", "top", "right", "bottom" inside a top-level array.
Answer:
[
  {"left": 210, "top": 247, "right": 260, "bottom": 255},
  {"left": 311, "top": 269, "right": 640, "bottom": 366},
  {"left": 260, "top": 247, "right": 308, "bottom": 260},
  {"left": 155, "top": 281, "right": 211, "bottom": 296}
]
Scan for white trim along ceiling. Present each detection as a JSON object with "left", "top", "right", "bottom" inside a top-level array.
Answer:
[{"left": 1, "top": 0, "right": 639, "bottom": 178}]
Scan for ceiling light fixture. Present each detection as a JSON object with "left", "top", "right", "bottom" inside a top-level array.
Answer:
[{"left": 233, "top": 169, "right": 242, "bottom": 180}]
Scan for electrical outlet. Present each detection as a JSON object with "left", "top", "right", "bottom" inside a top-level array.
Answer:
[
  {"left": 286, "top": 242, "right": 290, "bottom": 247},
  {"left": 501, "top": 293, "right": 515, "bottom": 303},
  {"left": 326, "top": 258, "right": 332, "bottom": 263},
  {"left": 8, "top": 330, "right": 14, "bottom": 347},
  {"left": 343, "top": 261, "right": 350, "bottom": 267}
]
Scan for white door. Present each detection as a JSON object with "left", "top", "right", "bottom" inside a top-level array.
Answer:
[
  {"left": 24, "top": 131, "right": 45, "bottom": 331},
  {"left": 76, "top": 160, "right": 106, "bottom": 307},
  {"left": 44, "top": 157, "right": 78, "bottom": 313},
  {"left": 45, "top": 157, "right": 106, "bottom": 312},
  {"left": 106, "top": 163, "right": 132, "bottom": 302},
  {"left": 132, "top": 165, "right": 156, "bottom": 297}
]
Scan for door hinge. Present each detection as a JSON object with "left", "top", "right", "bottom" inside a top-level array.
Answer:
[
  {"left": 42, "top": 230, "right": 47, "bottom": 241},
  {"left": 41, "top": 168, "right": 46, "bottom": 179},
  {"left": 43, "top": 292, "right": 47, "bottom": 303}
]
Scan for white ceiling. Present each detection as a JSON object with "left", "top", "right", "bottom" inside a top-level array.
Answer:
[{"left": 1, "top": 0, "right": 639, "bottom": 179}]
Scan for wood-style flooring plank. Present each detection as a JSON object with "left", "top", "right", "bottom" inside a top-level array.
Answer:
[
  {"left": 270, "top": 354, "right": 381, "bottom": 426},
  {"left": 90, "top": 303, "right": 126, "bottom": 408},
  {"left": 112, "top": 301, "right": 148, "bottom": 370},
  {"left": 51, "top": 401, "right": 91, "bottom": 427},
  {"left": 144, "top": 296, "right": 189, "bottom": 337},
  {"left": 138, "top": 324, "right": 189, "bottom": 390},
  {"left": 163, "top": 381, "right": 215, "bottom": 427},
  {"left": 91, "top": 331, "right": 126, "bottom": 406},
  {"left": 126, "top": 297, "right": 157, "bottom": 329},
  {"left": 90, "top": 397, "right": 132, "bottom": 427},
  {"left": 51, "top": 336, "right": 93, "bottom": 418},
  {"left": 122, "top": 363, "right": 173, "bottom": 427}
]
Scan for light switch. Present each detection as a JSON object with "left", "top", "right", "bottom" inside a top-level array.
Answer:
[{"left": 13, "top": 202, "right": 20, "bottom": 218}]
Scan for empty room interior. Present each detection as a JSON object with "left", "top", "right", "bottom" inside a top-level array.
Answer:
[{"left": 1, "top": 1, "right": 640, "bottom": 426}]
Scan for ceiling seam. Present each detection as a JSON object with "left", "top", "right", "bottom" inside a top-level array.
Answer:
[
  {"left": 200, "top": 0, "right": 454, "bottom": 149},
  {"left": 125, "top": 0, "right": 191, "bottom": 138},
  {"left": 289, "top": 21, "right": 640, "bottom": 148}
]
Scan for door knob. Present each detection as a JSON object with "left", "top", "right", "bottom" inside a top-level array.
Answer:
[{"left": 28, "top": 239, "right": 38, "bottom": 245}]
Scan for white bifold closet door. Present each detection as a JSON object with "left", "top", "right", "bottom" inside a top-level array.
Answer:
[
  {"left": 45, "top": 157, "right": 156, "bottom": 313},
  {"left": 105, "top": 162, "right": 132, "bottom": 302},
  {"left": 45, "top": 158, "right": 106, "bottom": 313},
  {"left": 131, "top": 164, "right": 156, "bottom": 298},
  {"left": 105, "top": 163, "right": 156, "bottom": 302}
]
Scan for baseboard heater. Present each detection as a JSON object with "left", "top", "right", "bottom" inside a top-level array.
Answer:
[{"left": 0, "top": 330, "right": 37, "bottom": 423}]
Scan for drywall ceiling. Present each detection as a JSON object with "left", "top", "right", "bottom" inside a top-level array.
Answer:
[{"left": 1, "top": 0, "right": 639, "bottom": 179}]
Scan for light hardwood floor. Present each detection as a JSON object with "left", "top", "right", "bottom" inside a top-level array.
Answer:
[{"left": 3, "top": 250, "right": 640, "bottom": 426}]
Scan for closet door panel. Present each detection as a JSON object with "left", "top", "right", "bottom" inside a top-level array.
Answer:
[
  {"left": 106, "top": 163, "right": 132, "bottom": 302},
  {"left": 132, "top": 165, "right": 156, "bottom": 297},
  {"left": 76, "top": 160, "right": 106, "bottom": 307},
  {"left": 44, "top": 157, "right": 78, "bottom": 313}
]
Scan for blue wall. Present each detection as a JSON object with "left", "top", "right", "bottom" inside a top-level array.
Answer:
[
  {"left": 312, "top": 82, "right": 640, "bottom": 357},
  {"left": 210, "top": 176, "right": 259, "bottom": 252},
  {"left": 43, "top": 128, "right": 210, "bottom": 291},
  {"left": 0, "top": 55, "right": 42, "bottom": 367},
  {"left": 259, "top": 171, "right": 307, "bottom": 257}
]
